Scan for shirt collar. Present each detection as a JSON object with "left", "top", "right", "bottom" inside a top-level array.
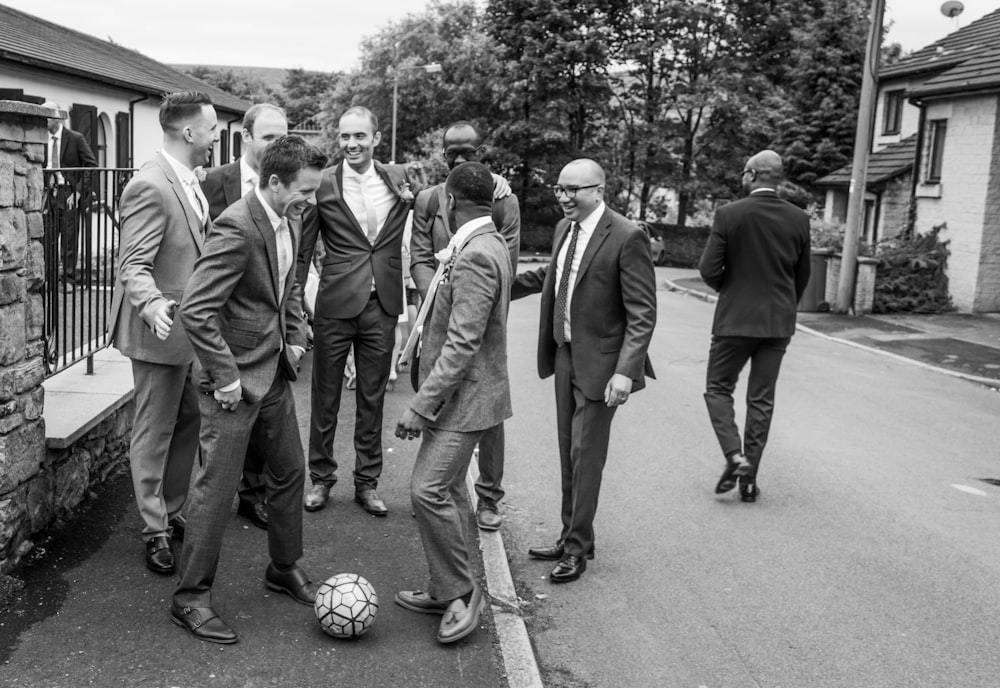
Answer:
[
  {"left": 50, "top": 125, "right": 63, "bottom": 138},
  {"left": 161, "top": 149, "right": 197, "bottom": 186},
  {"left": 343, "top": 162, "right": 377, "bottom": 183},
  {"left": 253, "top": 187, "right": 284, "bottom": 231},
  {"left": 576, "top": 201, "right": 606, "bottom": 233},
  {"left": 751, "top": 187, "right": 776, "bottom": 195},
  {"left": 452, "top": 215, "right": 492, "bottom": 248},
  {"left": 240, "top": 156, "right": 258, "bottom": 188}
]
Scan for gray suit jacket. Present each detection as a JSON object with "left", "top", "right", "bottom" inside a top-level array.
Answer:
[
  {"left": 410, "top": 222, "right": 513, "bottom": 432},
  {"left": 109, "top": 152, "right": 206, "bottom": 365},
  {"left": 180, "top": 192, "right": 307, "bottom": 403}
]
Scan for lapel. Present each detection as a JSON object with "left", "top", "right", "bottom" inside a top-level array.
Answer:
[
  {"left": 248, "top": 193, "right": 281, "bottom": 302},
  {"left": 573, "top": 208, "right": 611, "bottom": 289},
  {"left": 154, "top": 152, "right": 204, "bottom": 252},
  {"left": 437, "top": 186, "right": 453, "bottom": 237},
  {"left": 223, "top": 162, "right": 242, "bottom": 207},
  {"left": 331, "top": 163, "right": 367, "bottom": 240}
]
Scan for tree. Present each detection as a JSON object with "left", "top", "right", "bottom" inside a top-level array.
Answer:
[
  {"left": 182, "top": 66, "right": 280, "bottom": 104},
  {"left": 282, "top": 68, "right": 340, "bottom": 129}
]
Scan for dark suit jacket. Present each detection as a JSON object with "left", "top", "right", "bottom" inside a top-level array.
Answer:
[
  {"left": 202, "top": 160, "right": 242, "bottom": 221},
  {"left": 57, "top": 127, "right": 98, "bottom": 169},
  {"left": 698, "top": 190, "right": 811, "bottom": 338},
  {"left": 110, "top": 153, "right": 206, "bottom": 365},
  {"left": 411, "top": 222, "right": 513, "bottom": 432},
  {"left": 513, "top": 206, "right": 657, "bottom": 400},
  {"left": 180, "top": 192, "right": 306, "bottom": 404},
  {"left": 410, "top": 184, "right": 520, "bottom": 298},
  {"left": 297, "top": 161, "right": 419, "bottom": 319}
]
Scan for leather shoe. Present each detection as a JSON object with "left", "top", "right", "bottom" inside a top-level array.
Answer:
[
  {"left": 740, "top": 477, "right": 759, "bottom": 503},
  {"left": 437, "top": 585, "right": 485, "bottom": 644},
  {"left": 476, "top": 499, "right": 502, "bottom": 531},
  {"left": 355, "top": 489, "right": 388, "bottom": 516},
  {"left": 168, "top": 514, "right": 187, "bottom": 540},
  {"left": 304, "top": 484, "right": 331, "bottom": 512},
  {"left": 550, "top": 554, "right": 586, "bottom": 583},
  {"left": 170, "top": 604, "right": 238, "bottom": 644},
  {"left": 395, "top": 589, "right": 449, "bottom": 615},
  {"left": 265, "top": 563, "right": 318, "bottom": 606},
  {"left": 145, "top": 535, "right": 174, "bottom": 574},
  {"left": 715, "top": 462, "right": 740, "bottom": 494},
  {"left": 237, "top": 500, "right": 268, "bottom": 529},
  {"left": 528, "top": 539, "right": 595, "bottom": 561}
]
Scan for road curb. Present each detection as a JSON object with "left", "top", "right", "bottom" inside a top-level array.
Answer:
[
  {"left": 663, "top": 278, "right": 1000, "bottom": 390},
  {"left": 466, "top": 468, "right": 544, "bottom": 688}
]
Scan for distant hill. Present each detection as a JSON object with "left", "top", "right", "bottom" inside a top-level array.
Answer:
[{"left": 171, "top": 65, "right": 290, "bottom": 92}]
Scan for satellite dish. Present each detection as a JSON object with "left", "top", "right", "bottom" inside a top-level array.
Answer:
[{"left": 941, "top": 0, "right": 964, "bottom": 18}]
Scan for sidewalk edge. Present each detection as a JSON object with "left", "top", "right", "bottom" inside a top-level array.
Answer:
[
  {"left": 466, "top": 469, "right": 544, "bottom": 688},
  {"left": 663, "top": 279, "right": 1000, "bottom": 389}
]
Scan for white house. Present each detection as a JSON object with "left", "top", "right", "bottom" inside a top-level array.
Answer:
[{"left": 0, "top": 3, "right": 250, "bottom": 169}]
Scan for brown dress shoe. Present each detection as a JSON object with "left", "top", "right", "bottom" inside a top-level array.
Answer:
[
  {"left": 145, "top": 535, "right": 174, "bottom": 574},
  {"left": 237, "top": 500, "right": 268, "bottom": 529},
  {"left": 265, "top": 563, "right": 318, "bottom": 606},
  {"left": 304, "top": 484, "right": 331, "bottom": 512},
  {"left": 171, "top": 605, "right": 238, "bottom": 644},
  {"left": 354, "top": 489, "right": 388, "bottom": 516}
]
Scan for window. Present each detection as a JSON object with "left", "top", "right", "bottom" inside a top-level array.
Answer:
[
  {"left": 927, "top": 119, "right": 947, "bottom": 183},
  {"left": 882, "top": 90, "right": 904, "bottom": 134}
]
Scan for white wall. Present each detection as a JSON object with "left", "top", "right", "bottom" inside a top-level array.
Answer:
[{"left": 873, "top": 76, "right": 923, "bottom": 152}]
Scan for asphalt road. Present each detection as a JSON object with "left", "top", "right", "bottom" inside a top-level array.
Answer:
[{"left": 500, "top": 269, "right": 1000, "bottom": 688}]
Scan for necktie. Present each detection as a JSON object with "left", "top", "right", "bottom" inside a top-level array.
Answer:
[
  {"left": 553, "top": 222, "right": 581, "bottom": 346},
  {"left": 361, "top": 176, "right": 379, "bottom": 244},
  {"left": 186, "top": 179, "right": 206, "bottom": 225},
  {"left": 49, "top": 135, "right": 58, "bottom": 168},
  {"left": 276, "top": 217, "right": 291, "bottom": 297}
]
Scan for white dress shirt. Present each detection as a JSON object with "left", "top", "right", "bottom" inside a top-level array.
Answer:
[
  {"left": 240, "top": 156, "right": 258, "bottom": 197},
  {"left": 161, "top": 149, "right": 208, "bottom": 223},
  {"left": 47, "top": 124, "right": 62, "bottom": 169},
  {"left": 555, "top": 201, "right": 605, "bottom": 343},
  {"left": 341, "top": 163, "right": 395, "bottom": 240}
]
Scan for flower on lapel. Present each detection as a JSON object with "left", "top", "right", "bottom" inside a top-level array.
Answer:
[
  {"left": 398, "top": 181, "right": 415, "bottom": 202},
  {"left": 435, "top": 246, "right": 454, "bottom": 264},
  {"left": 193, "top": 166, "right": 207, "bottom": 183}
]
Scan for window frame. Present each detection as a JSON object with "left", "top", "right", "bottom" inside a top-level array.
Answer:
[
  {"left": 926, "top": 119, "right": 947, "bottom": 183},
  {"left": 882, "top": 89, "right": 904, "bottom": 135}
]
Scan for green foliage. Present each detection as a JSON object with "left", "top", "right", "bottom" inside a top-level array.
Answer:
[
  {"left": 282, "top": 68, "right": 340, "bottom": 129},
  {"left": 872, "top": 224, "right": 954, "bottom": 314},
  {"left": 182, "top": 66, "right": 282, "bottom": 104}
]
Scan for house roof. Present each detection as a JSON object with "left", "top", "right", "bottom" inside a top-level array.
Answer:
[
  {"left": 0, "top": 4, "right": 250, "bottom": 115},
  {"left": 815, "top": 135, "right": 917, "bottom": 188},
  {"left": 881, "top": 8, "right": 1000, "bottom": 99}
]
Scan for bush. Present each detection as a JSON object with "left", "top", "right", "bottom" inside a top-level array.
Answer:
[
  {"left": 872, "top": 224, "right": 953, "bottom": 314},
  {"left": 646, "top": 222, "right": 710, "bottom": 268}
]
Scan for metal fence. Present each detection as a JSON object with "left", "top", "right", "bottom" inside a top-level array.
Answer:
[{"left": 42, "top": 167, "right": 134, "bottom": 376}]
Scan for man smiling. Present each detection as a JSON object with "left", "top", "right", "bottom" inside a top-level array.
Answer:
[{"left": 172, "top": 135, "right": 328, "bottom": 644}]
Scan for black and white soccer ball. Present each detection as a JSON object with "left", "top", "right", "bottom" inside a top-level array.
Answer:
[{"left": 314, "top": 573, "right": 379, "bottom": 638}]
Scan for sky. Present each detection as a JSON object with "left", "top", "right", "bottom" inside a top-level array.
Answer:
[{"left": 1, "top": 0, "right": 997, "bottom": 73}]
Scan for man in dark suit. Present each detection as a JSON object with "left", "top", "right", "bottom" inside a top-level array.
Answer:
[
  {"left": 513, "top": 159, "right": 656, "bottom": 584},
  {"left": 200, "top": 102, "right": 289, "bottom": 530},
  {"left": 698, "top": 149, "right": 810, "bottom": 503},
  {"left": 42, "top": 101, "right": 97, "bottom": 288},
  {"left": 109, "top": 92, "right": 218, "bottom": 575},
  {"left": 409, "top": 121, "right": 520, "bottom": 532},
  {"left": 172, "top": 135, "right": 327, "bottom": 645},
  {"left": 298, "top": 106, "right": 421, "bottom": 516},
  {"left": 395, "top": 161, "right": 512, "bottom": 644}
]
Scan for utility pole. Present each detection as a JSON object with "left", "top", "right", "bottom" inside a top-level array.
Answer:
[{"left": 835, "top": 0, "right": 885, "bottom": 313}]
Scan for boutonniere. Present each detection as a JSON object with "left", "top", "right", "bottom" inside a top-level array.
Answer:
[{"left": 398, "top": 181, "right": 414, "bottom": 202}]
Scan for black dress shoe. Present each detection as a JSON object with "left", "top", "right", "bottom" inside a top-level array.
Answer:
[
  {"left": 528, "top": 539, "right": 595, "bottom": 561},
  {"left": 169, "top": 515, "right": 187, "bottom": 540},
  {"left": 237, "top": 501, "right": 268, "bottom": 530},
  {"left": 715, "top": 463, "right": 740, "bottom": 494},
  {"left": 265, "top": 563, "right": 318, "bottom": 606},
  {"left": 355, "top": 489, "right": 388, "bottom": 516},
  {"left": 171, "top": 605, "right": 238, "bottom": 644},
  {"left": 740, "top": 477, "right": 759, "bottom": 503},
  {"left": 550, "top": 554, "right": 586, "bottom": 583},
  {"left": 145, "top": 535, "right": 174, "bottom": 575}
]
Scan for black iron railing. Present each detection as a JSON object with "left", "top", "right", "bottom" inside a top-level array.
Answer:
[{"left": 42, "top": 168, "right": 134, "bottom": 376}]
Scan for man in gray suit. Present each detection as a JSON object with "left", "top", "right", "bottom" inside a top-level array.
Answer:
[
  {"left": 110, "top": 91, "right": 218, "bottom": 575},
  {"left": 394, "top": 162, "right": 512, "bottom": 644},
  {"left": 170, "top": 136, "right": 327, "bottom": 644}
]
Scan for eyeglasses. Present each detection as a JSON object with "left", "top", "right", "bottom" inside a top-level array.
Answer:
[
  {"left": 741, "top": 168, "right": 755, "bottom": 178},
  {"left": 444, "top": 146, "right": 482, "bottom": 162},
  {"left": 551, "top": 184, "right": 600, "bottom": 199}
]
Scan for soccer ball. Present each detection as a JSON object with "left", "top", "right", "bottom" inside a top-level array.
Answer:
[{"left": 314, "top": 573, "right": 379, "bottom": 638}]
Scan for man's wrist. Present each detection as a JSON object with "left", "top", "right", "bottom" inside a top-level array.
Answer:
[{"left": 218, "top": 379, "right": 241, "bottom": 393}]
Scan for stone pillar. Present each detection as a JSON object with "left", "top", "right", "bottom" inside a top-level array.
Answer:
[{"left": 0, "top": 102, "right": 53, "bottom": 572}]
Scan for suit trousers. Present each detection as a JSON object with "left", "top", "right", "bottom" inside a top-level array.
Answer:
[
  {"left": 174, "top": 366, "right": 305, "bottom": 608},
  {"left": 238, "top": 432, "right": 267, "bottom": 507},
  {"left": 129, "top": 359, "right": 199, "bottom": 541},
  {"left": 554, "top": 344, "right": 616, "bottom": 559},
  {"left": 704, "top": 335, "right": 790, "bottom": 472},
  {"left": 473, "top": 423, "right": 505, "bottom": 504},
  {"left": 309, "top": 292, "right": 396, "bottom": 491},
  {"left": 410, "top": 425, "right": 486, "bottom": 602}
]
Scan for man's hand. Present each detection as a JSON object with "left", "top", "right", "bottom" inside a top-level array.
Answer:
[
  {"left": 491, "top": 173, "right": 512, "bottom": 200},
  {"left": 66, "top": 191, "right": 77, "bottom": 211},
  {"left": 288, "top": 344, "right": 305, "bottom": 368},
  {"left": 604, "top": 373, "right": 632, "bottom": 407},
  {"left": 152, "top": 300, "right": 177, "bottom": 341},
  {"left": 214, "top": 385, "right": 242, "bottom": 412},
  {"left": 395, "top": 408, "right": 427, "bottom": 440}
]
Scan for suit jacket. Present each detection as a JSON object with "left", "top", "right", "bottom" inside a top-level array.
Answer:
[
  {"left": 698, "top": 190, "right": 811, "bottom": 338},
  {"left": 410, "top": 184, "right": 520, "bottom": 297},
  {"left": 180, "top": 192, "right": 306, "bottom": 403},
  {"left": 411, "top": 222, "right": 513, "bottom": 432},
  {"left": 202, "top": 160, "right": 243, "bottom": 221},
  {"left": 109, "top": 152, "right": 206, "bottom": 365},
  {"left": 512, "top": 207, "right": 657, "bottom": 401},
  {"left": 297, "top": 160, "right": 419, "bottom": 319},
  {"left": 52, "top": 126, "right": 97, "bottom": 201}
]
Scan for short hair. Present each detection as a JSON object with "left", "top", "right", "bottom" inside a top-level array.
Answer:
[
  {"left": 259, "top": 135, "right": 329, "bottom": 187},
  {"left": 340, "top": 106, "right": 379, "bottom": 131},
  {"left": 159, "top": 92, "right": 213, "bottom": 133},
  {"left": 242, "top": 103, "right": 287, "bottom": 134},
  {"left": 443, "top": 120, "right": 484, "bottom": 143},
  {"left": 446, "top": 161, "right": 493, "bottom": 205}
]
